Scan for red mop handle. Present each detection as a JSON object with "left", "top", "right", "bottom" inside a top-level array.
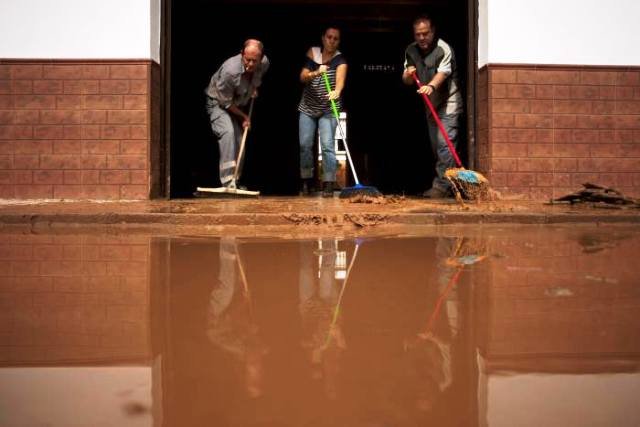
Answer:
[{"left": 411, "top": 73, "right": 462, "bottom": 168}]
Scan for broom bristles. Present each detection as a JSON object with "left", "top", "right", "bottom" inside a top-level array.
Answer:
[{"left": 339, "top": 184, "right": 383, "bottom": 199}]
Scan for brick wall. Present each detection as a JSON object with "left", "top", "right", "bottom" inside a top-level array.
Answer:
[
  {"left": 479, "top": 64, "right": 640, "bottom": 200},
  {"left": 0, "top": 60, "right": 161, "bottom": 200},
  {"left": 477, "top": 228, "right": 640, "bottom": 361},
  {"left": 0, "top": 235, "right": 150, "bottom": 364}
]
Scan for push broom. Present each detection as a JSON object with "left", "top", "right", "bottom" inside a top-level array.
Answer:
[
  {"left": 411, "top": 74, "right": 489, "bottom": 201},
  {"left": 321, "top": 73, "right": 382, "bottom": 199},
  {"left": 196, "top": 98, "right": 260, "bottom": 197}
]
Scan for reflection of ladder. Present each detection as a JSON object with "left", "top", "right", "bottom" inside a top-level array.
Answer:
[{"left": 317, "top": 112, "right": 347, "bottom": 187}]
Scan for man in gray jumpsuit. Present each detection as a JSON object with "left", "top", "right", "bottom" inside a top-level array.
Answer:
[{"left": 205, "top": 39, "right": 269, "bottom": 188}]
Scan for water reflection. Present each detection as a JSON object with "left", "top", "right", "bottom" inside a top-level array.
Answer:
[{"left": 0, "top": 226, "right": 639, "bottom": 426}]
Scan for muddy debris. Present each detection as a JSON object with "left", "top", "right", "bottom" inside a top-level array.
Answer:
[
  {"left": 343, "top": 213, "right": 388, "bottom": 227},
  {"left": 550, "top": 183, "right": 640, "bottom": 208}
]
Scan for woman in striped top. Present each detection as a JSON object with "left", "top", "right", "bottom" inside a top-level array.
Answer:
[{"left": 298, "top": 27, "right": 348, "bottom": 197}]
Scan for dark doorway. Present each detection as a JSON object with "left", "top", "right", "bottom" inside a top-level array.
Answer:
[{"left": 168, "top": 0, "right": 470, "bottom": 197}]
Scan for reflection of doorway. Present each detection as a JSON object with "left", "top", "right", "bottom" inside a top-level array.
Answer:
[{"left": 166, "top": 0, "right": 472, "bottom": 197}]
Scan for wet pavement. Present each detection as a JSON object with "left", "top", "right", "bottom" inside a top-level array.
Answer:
[{"left": 1, "top": 225, "right": 639, "bottom": 426}]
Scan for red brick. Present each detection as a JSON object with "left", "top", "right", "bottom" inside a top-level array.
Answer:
[
  {"left": 614, "top": 115, "right": 640, "bottom": 129},
  {"left": 82, "top": 171, "right": 99, "bottom": 184},
  {"left": 570, "top": 85, "right": 600, "bottom": 99},
  {"left": 13, "top": 155, "right": 39, "bottom": 169},
  {"left": 492, "top": 99, "right": 529, "bottom": 113},
  {"left": 530, "top": 187, "right": 554, "bottom": 200},
  {"left": 0, "top": 110, "right": 14, "bottom": 124},
  {"left": 83, "top": 140, "right": 120, "bottom": 154},
  {"left": 33, "top": 170, "right": 64, "bottom": 184},
  {"left": 615, "top": 130, "right": 634, "bottom": 143},
  {"left": 0, "top": 125, "right": 33, "bottom": 140},
  {"left": 580, "top": 71, "right": 617, "bottom": 85},
  {"left": 129, "top": 125, "right": 147, "bottom": 139},
  {"left": 508, "top": 128, "right": 536, "bottom": 142},
  {"left": 130, "top": 171, "right": 147, "bottom": 184},
  {"left": 492, "top": 158, "right": 518, "bottom": 172},
  {"left": 53, "top": 140, "right": 82, "bottom": 154},
  {"left": 0, "top": 81, "right": 9, "bottom": 95},
  {"left": 491, "top": 69, "right": 517, "bottom": 83},
  {"left": 107, "top": 110, "right": 146, "bottom": 125},
  {"left": 84, "top": 185, "right": 120, "bottom": 200},
  {"left": 0, "top": 66, "right": 9, "bottom": 79},
  {"left": 616, "top": 71, "right": 640, "bottom": 86},
  {"left": 553, "top": 115, "right": 577, "bottom": 129},
  {"left": 53, "top": 185, "right": 84, "bottom": 199},
  {"left": 0, "top": 141, "right": 12, "bottom": 154},
  {"left": 518, "top": 158, "right": 554, "bottom": 172},
  {"left": 0, "top": 155, "right": 12, "bottom": 168},
  {"left": 85, "top": 95, "right": 122, "bottom": 109},
  {"left": 100, "top": 80, "right": 130, "bottom": 94},
  {"left": 592, "top": 101, "right": 616, "bottom": 115},
  {"left": 491, "top": 128, "right": 509, "bottom": 142},
  {"left": 81, "top": 125, "right": 101, "bottom": 139},
  {"left": 572, "top": 173, "right": 599, "bottom": 186},
  {"left": 530, "top": 100, "right": 553, "bottom": 114},
  {"left": 14, "top": 110, "right": 40, "bottom": 124},
  {"left": 0, "top": 171, "right": 12, "bottom": 184},
  {"left": 123, "top": 95, "right": 147, "bottom": 109},
  {"left": 552, "top": 173, "right": 571, "bottom": 186},
  {"left": 14, "top": 95, "right": 56, "bottom": 109},
  {"left": 616, "top": 87, "right": 634, "bottom": 100},
  {"left": 507, "top": 84, "right": 535, "bottom": 99},
  {"left": 11, "top": 65, "right": 43, "bottom": 79},
  {"left": 55, "top": 95, "right": 82, "bottom": 109},
  {"left": 81, "top": 65, "right": 109, "bottom": 79},
  {"left": 573, "top": 130, "right": 598, "bottom": 144},
  {"left": 528, "top": 144, "right": 554, "bottom": 157},
  {"left": 0, "top": 96, "right": 13, "bottom": 109},
  {"left": 599, "top": 86, "right": 616, "bottom": 99},
  {"left": 14, "top": 184, "right": 52, "bottom": 198},
  {"left": 536, "top": 129, "right": 553, "bottom": 143},
  {"left": 11, "top": 80, "right": 33, "bottom": 94},
  {"left": 63, "top": 126, "right": 82, "bottom": 140},
  {"left": 120, "top": 185, "right": 149, "bottom": 199},
  {"left": 63, "top": 170, "right": 81, "bottom": 184},
  {"left": 0, "top": 185, "right": 14, "bottom": 197},
  {"left": 621, "top": 143, "right": 640, "bottom": 157},
  {"left": 554, "top": 144, "right": 590, "bottom": 157},
  {"left": 554, "top": 85, "right": 571, "bottom": 99},
  {"left": 40, "top": 155, "right": 82, "bottom": 169},
  {"left": 100, "top": 170, "right": 130, "bottom": 184},
  {"left": 129, "top": 80, "right": 148, "bottom": 94},
  {"left": 590, "top": 144, "right": 622, "bottom": 158},
  {"left": 576, "top": 115, "right": 615, "bottom": 129},
  {"left": 14, "top": 171, "right": 33, "bottom": 184},
  {"left": 110, "top": 65, "right": 147, "bottom": 79},
  {"left": 554, "top": 129, "right": 573, "bottom": 143},
  {"left": 107, "top": 155, "right": 146, "bottom": 169},
  {"left": 514, "top": 114, "right": 553, "bottom": 128},
  {"left": 553, "top": 100, "right": 592, "bottom": 114},
  {"left": 493, "top": 143, "right": 527, "bottom": 157},
  {"left": 492, "top": 113, "right": 515, "bottom": 127},
  {"left": 80, "top": 155, "right": 107, "bottom": 169},
  {"left": 540, "top": 70, "right": 581, "bottom": 85},
  {"left": 618, "top": 158, "right": 640, "bottom": 172},
  {"left": 33, "top": 80, "right": 63, "bottom": 94},
  {"left": 578, "top": 158, "right": 617, "bottom": 172},
  {"left": 63, "top": 80, "right": 99, "bottom": 94},
  {"left": 507, "top": 172, "right": 536, "bottom": 186},
  {"left": 515, "top": 70, "right": 537, "bottom": 84},
  {"left": 82, "top": 110, "right": 107, "bottom": 124},
  {"left": 120, "top": 140, "right": 147, "bottom": 154},
  {"left": 554, "top": 158, "right": 578, "bottom": 172},
  {"left": 617, "top": 101, "right": 640, "bottom": 115},
  {"left": 535, "top": 85, "right": 554, "bottom": 99},
  {"left": 101, "top": 125, "right": 130, "bottom": 139},
  {"left": 40, "top": 110, "right": 82, "bottom": 125},
  {"left": 33, "top": 125, "right": 63, "bottom": 139},
  {"left": 536, "top": 173, "right": 553, "bottom": 186}
]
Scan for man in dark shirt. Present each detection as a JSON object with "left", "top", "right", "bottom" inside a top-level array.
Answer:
[{"left": 402, "top": 16, "right": 463, "bottom": 198}]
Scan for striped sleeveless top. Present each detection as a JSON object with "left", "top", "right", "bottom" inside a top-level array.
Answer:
[{"left": 298, "top": 47, "right": 347, "bottom": 118}]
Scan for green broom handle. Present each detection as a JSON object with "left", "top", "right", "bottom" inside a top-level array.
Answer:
[
  {"left": 411, "top": 73, "right": 463, "bottom": 168},
  {"left": 322, "top": 71, "right": 360, "bottom": 185}
]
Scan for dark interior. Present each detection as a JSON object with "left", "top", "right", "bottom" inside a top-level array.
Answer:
[{"left": 169, "top": 0, "right": 469, "bottom": 197}]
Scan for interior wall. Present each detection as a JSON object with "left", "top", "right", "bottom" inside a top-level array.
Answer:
[{"left": 169, "top": 0, "right": 468, "bottom": 197}]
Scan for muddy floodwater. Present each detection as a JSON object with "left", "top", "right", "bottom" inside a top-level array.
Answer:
[{"left": 1, "top": 225, "right": 639, "bottom": 426}]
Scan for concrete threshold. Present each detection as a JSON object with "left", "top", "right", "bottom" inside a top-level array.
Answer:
[{"left": 0, "top": 197, "right": 638, "bottom": 236}]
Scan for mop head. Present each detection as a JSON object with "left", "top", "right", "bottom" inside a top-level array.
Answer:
[
  {"left": 444, "top": 168, "right": 490, "bottom": 201},
  {"left": 339, "top": 183, "right": 383, "bottom": 201}
]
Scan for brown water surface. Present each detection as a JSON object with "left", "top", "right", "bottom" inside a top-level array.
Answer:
[{"left": 1, "top": 225, "right": 639, "bottom": 426}]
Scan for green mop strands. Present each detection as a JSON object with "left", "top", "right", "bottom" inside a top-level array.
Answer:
[{"left": 321, "top": 72, "right": 382, "bottom": 199}]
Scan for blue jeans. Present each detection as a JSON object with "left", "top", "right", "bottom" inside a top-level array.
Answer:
[
  {"left": 299, "top": 112, "right": 337, "bottom": 182},
  {"left": 427, "top": 111, "right": 460, "bottom": 191}
]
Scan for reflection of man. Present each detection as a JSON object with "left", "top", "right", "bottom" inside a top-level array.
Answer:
[
  {"left": 298, "top": 239, "right": 347, "bottom": 399},
  {"left": 206, "top": 237, "right": 267, "bottom": 398}
]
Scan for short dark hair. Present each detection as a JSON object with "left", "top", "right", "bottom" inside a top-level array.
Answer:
[
  {"left": 323, "top": 25, "right": 341, "bottom": 35},
  {"left": 413, "top": 15, "right": 434, "bottom": 28}
]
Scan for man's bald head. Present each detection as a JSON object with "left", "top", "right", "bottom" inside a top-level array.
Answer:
[{"left": 242, "top": 39, "right": 264, "bottom": 56}]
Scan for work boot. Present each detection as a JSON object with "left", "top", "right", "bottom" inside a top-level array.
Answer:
[
  {"left": 299, "top": 179, "right": 314, "bottom": 196},
  {"left": 322, "top": 181, "right": 335, "bottom": 198},
  {"left": 422, "top": 186, "right": 450, "bottom": 199}
]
